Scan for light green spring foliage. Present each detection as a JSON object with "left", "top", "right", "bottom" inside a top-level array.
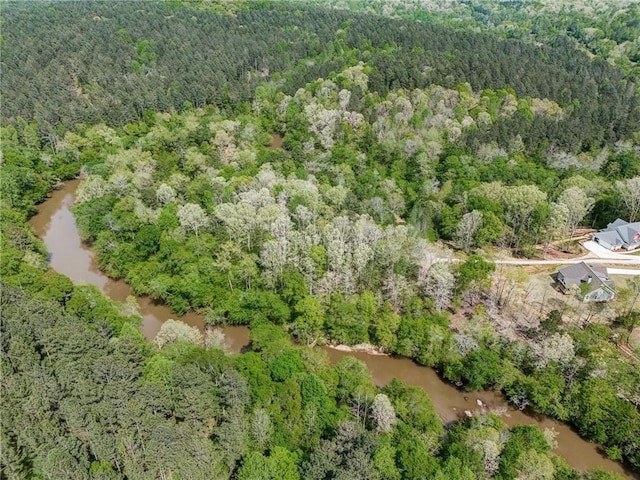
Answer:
[{"left": 1, "top": 2, "right": 639, "bottom": 477}]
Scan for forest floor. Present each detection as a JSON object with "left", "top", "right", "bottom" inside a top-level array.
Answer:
[{"left": 486, "top": 266, "right": 638, "bottom": 341}]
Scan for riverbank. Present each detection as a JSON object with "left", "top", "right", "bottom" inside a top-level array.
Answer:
[
  {"left": 326, "top": 343, "right": 389, "bottom": 356},
  {"left": 28, "top": 180, "right": 637, "bottom": 479}
]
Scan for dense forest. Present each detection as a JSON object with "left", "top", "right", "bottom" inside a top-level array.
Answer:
[
  {"left": 323, "top": 0, "right": 640, "bottom": 78},
  {"left": 4, "top": 280, "right": 620, "bottom": 480},
  {"left": 2, "top": 1, "right": 640, "bottom": 479},
  {"left": 2, "top": 1, "right": 639, "bottom": 154}
]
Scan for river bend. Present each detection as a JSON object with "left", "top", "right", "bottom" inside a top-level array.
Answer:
[{"left": 29, "top": 180, "right": 636, "bottom": 478}]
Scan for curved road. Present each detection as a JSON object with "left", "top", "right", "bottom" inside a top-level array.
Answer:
[{"left": 439, "top": 240, "right": 640, "bottom": 274}]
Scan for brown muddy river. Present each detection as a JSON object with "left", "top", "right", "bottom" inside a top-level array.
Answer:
[{"left": 29, "top": 180, "right": 637, "bottom": 479}]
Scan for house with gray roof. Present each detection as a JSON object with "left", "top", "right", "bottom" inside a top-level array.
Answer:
[
  {"left": 554, "top": 262, "right": 616, "bottom": 302},
  {"left": 593, "top": 219, "right": 640, "bottom": 251}
]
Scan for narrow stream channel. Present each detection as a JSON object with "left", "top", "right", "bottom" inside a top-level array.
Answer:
[{"left": 29, "top": 180, "right": 637, "bottom": 479}]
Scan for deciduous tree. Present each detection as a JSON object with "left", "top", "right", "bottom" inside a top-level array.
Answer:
[
  {"left": 424, "top": 262, "right": 455, "bottom": 312},
  {"left": 616, "top": 177, "right": 640, "bottom": 222},
  {"left": 556, "top": 187, "right": 594, "bottom": 238},
  {"left": 177, "top": 203, "right": 208, "bottom": 240},
  {"left": 455, "top": 210, "right": 483, "bottom": 253},
  {"left": 154, "top": 319, "right": 203, "bottom": 349},
  {"left": 371, "top": 393, "right": 396, "bottom": 433}
]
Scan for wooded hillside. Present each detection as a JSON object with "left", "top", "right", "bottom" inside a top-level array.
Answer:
[
  {"left": 1, "top": 2, "right": 639, "bottom": 478},
  {"left": 2, "top": 1, "right": 638, "bottom": 154}
]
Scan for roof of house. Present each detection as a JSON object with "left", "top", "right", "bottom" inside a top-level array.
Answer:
[
  {"left": 557, "top": 262, "right": 614, "bottom": 292},
  {"left": 594, "top": 230, "right": 624, "bottom": 247},
  {"left": 595, "top": 219, "right": 640, "bottom": 249},
  {"left": 617, "top": 222, "right": 640, "bottom": 245},
  {"left": 604, "top": 218, "right": 629, "bottom": 230}
]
